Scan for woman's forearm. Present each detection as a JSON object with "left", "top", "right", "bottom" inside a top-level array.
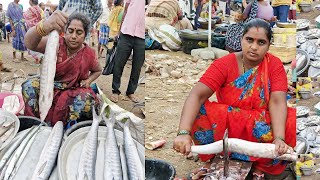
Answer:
[
  {"left": 24, "top": 26, "right": 45, "bottom": 52},
  {"left": 88, "top": 71, "right": 102, "bottom": 83},
  {"left": 179, "top": 83, "right": 213, "bottom": 131},
  {"left": 269, "top": 92, "right": 287, "bottom": 140}
]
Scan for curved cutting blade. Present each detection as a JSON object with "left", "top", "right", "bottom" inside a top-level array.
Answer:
[{"left": 223, "top": 129, "right": 229, "bottom": 177}]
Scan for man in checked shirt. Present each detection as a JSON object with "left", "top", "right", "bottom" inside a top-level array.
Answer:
[{"left": 58, "top": 0, "right": 103, "bottom": 42}]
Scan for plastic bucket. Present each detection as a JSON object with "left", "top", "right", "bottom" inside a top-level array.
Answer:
[
  {"left": 146, "top": 158, "right": 176, "bottom": 180},
  {"left": 17, "top": 116, "right": 48, "bottom": 132}
]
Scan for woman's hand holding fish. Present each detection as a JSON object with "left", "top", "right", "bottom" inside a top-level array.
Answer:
[
  {"left": 173, "top": 135, "right": 193, "bottom": 156},
  {"left": 43, "top": 10, "right": 68, "bottom": 34},
  {"left": 273, "top": 138, "right": 293, "bottom": 156},
  {"left": 80, "top": 79, "right": 91, "bottom": 88}
]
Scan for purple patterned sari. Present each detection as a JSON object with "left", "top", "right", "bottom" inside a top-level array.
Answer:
[{"left": 6, "top": 2, "right": 27, "bottom": 52}]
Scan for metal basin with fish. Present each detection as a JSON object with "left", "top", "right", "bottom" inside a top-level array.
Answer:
[
  {"left": 295, "top": 136, "right": 309, "bottom": 154},
  {"left": 296, "top": 19, "right": 310, "bottom": 31},
  {"left": 276, "top": 22, "right": 296, "bottom": 28},
  {"left": 58, "top": 126, "right": 145, "bottom": 180},
  {"left": 296, "top": 49, "right": 310, "bottom": 76},
  {"left": 296, "top": 106, "right": 310, "bottom": 117},
  {"left": 0, "top": 109, "right": 20, "bottom": 150},
  {"left": 0, "top": 126, "right": 57, "bottom": 179}
]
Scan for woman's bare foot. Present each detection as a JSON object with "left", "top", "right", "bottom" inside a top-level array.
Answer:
[
  {"left": 189, "top": 162, "right": 211, "bottom": 180},
  {"left": 127, "top": 94, "right": 139, "bottom": 103},
  {"left": 252, "top": 169, "right": 265, "bottom": 180},
  {"left": 110, "top": 93, "right": 119, "bottom": 103}
]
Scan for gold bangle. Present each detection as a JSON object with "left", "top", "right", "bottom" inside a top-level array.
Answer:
[
  {"left": 39, "top": 20, "right": 47, "bottom": 36},
  {"left": 36, "top": 20, "right": 47, "bottom": 37},
  {"left": 36, "top": 22, "right": 45, "bottom": 36}
]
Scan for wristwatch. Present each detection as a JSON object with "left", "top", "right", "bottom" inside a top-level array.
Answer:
[{"left": 177, "top": 130, "right": 191, "bottom": 136}]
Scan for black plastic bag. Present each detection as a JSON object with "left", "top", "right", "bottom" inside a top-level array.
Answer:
[{"left": 102, "top": 40, "right": 117, "bottom": 75}]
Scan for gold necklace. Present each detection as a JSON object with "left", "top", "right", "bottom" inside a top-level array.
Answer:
[{"left": 242, "top": 57, "right": 246, "bottom": 74}]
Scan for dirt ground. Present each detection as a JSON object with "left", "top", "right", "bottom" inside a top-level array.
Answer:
[
  {"left": 0, "top": 36, "right": 145, "bottom": 119},
  {"left": 145, "top": 50, "right": 205, "bottom": 178}
]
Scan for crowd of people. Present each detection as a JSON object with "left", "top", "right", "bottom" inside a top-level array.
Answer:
[{"left": 144, "top": 0, "right": 296, "bottom": 52}]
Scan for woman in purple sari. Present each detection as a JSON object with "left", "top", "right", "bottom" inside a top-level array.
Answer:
[{"left": 6, "top": 0, "right": 28, "bottom": 62}]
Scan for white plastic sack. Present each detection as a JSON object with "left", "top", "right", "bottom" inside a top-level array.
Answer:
[
  {"left": 149, "top": 24, "right": 182, "bottom": 51},
  {"left": 0, "top": 95, "right": 20, "bottom": 114}
]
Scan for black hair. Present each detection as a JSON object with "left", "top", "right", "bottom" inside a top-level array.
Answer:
[
  {"left": 66, "top": 12, "right": 91, "bottom": 36},
  {"left": 243, "top": 18, "right": 272, "bottom": 42},
  {"left": 114, "top": 0, "right": 123, "bottom": 6},
  {"left": 39, "top": 2, "right": 44, "bottom": 6},
  {"left": 31, "top": 0, "right": 38, "bottom": 5}
]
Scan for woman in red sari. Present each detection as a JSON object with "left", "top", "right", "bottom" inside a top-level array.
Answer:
[
  {"left": 173, "top": 19, "right": 296, "bottom": 179},
  {"left": 22, "top": 12, "right": 102, "bottom": 129}
]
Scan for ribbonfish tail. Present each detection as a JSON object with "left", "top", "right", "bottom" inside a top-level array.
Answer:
[
  {"left": 103, "top": 114, "right": 122, "bottom": 180},
  {"left": 123, "top": 120, "right": 144, "bottom": 180}
]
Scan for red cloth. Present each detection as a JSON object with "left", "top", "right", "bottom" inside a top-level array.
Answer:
[
  {"left": 200, "top": 53, "right": 288, "bottom": 93},
  {"left": 23, "top": 37, "right": 100, "bottom": 126},
  {"left": 192, "top": 53, "right": 296, "bottom": 175},
  {"left": 23, "top": 6, "right": 43, "bottom": 29},
  {"left": 47, "top": 37, "right": 100, "bottom": 125}
]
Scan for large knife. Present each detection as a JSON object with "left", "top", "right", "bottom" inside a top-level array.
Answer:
[{"left": 223, "top": 129, "right": 229, "bottom": 177}]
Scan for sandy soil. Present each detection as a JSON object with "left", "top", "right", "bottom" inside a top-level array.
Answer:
[
  {"left": 0, "top": 36, "right": 145, "bottom": 119},
  {"left": 145, "top": 50, "right": 206, "bottom": 178}
]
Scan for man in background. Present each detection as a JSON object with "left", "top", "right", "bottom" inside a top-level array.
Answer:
[
  {"left": 110, "top": 0, "right": 145, "bottom": 103},
  {"left": 58, "top": 0, "right": 103, "bottom": 30}
]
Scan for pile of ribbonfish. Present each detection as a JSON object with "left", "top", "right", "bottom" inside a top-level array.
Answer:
[
  {"left": 0, "top": 105, "right": 145, "bottom": 180},
  {"left": 76, "top": 107, "right": 145, "bottom": 180},
  {"left": 0, "top": 114, "right": 16, "bottom": 150},
  {"left": 0, "top": 121, "right": 63, "bottom": 180}
]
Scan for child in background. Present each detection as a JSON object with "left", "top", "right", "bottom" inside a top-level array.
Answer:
[{"left": 108, "top": 0, "right": 124, "bottom": 40}]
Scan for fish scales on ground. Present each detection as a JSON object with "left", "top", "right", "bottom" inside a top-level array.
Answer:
[
  {"left": 103, "top": 114, "right": 122, "bottom": 180},
  {"left": 77, "top": 108, "right": 100, "bottom": 180},
  {"left": 31, "top": 121, "right": 63, "bottom": 180},
  {"left": 123, "top": 120, "right": 144, "bottom": 180}
]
